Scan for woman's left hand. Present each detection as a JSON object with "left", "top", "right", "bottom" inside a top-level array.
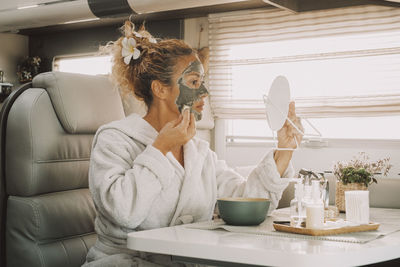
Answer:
[
  {"left": 277, "top": 101, "right": 303, "bottom": 149},
  {"left": 274, "top": 102, "right": 303, "bottom": 176}
]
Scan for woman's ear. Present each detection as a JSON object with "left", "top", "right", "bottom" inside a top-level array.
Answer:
[{"left": 151, "top": 80, "right": 169, "bottom": 100}]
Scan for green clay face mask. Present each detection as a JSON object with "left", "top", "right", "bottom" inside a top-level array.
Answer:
[{"left": 175, "top": 60, "right": 209, "bottom": 121}]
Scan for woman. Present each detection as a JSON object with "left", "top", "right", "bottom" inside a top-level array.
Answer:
[{"left": 83, "top": 22, "right": 302, "bottom": 266}]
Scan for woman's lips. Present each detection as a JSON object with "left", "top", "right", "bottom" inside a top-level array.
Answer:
[{"left": 194, "top": 103, "right": 204, "bottom": 111}]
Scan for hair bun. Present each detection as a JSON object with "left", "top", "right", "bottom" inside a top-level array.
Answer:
[{"left": 133, "top": 30, "right": 157, "bottom": 44}]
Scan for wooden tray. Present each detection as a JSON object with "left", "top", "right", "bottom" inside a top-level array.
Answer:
[{"left": 273, "top": 221, "right": 380, "bottom": 236}]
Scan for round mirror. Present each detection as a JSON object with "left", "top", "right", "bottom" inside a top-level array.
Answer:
[{"left": 265, "top": 76, "right": 290, "bottom": 131}]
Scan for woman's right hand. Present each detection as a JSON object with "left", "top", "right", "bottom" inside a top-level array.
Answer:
[{"left": 152, "top": 109, "right": 196, "bottom": 155}]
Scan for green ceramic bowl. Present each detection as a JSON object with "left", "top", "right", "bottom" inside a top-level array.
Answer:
[{"left": 217, "top": 198, "right": 270, "bottom": 226}]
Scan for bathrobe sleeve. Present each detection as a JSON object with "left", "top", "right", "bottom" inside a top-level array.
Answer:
[
  {"left": 89, "top": 129, "right": 175, "bottom": 229},
  {"left": 214, "top": 150, "right": 294, "bottom": 211}
]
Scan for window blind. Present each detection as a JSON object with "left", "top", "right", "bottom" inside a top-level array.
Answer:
[{"left": 208, "top": 5, "right": 400, "bottom": 119}]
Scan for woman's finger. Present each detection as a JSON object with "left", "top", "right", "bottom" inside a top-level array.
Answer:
[
  {"left": 287, "top": 101, "right": 296, "bottom": 121},
  {"left": 188, "top": 113, "right": 196, "bottom": 136},
  {"left": 165, "top": 119, "right": 177, "bottom": 129},
  {"left": 178, "top": 109, "right": 190, "bottom": 130},
  {"left": 166, "top": 116, "right": 181, "bottom": 129},
  {"left": 171, "top": 114, "right": 183, "bottom": 127},
  {"left": 287, "top": 102, "right": 304, "bottom": 135}
]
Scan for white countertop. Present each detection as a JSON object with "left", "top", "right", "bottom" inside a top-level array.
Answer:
[{"left": 127, "top": 208, "right": 400, "bottom": 266}]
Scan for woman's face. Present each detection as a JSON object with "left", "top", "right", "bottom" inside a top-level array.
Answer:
[{"left": 169, "top": 54, "right": 209, "bottom": 120}]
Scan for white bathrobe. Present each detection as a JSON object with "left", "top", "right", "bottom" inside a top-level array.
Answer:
[{"left": 84, "top": 113, "right": 293, "bottom": 267}]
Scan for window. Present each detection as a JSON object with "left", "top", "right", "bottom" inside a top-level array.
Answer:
[
  {"left": 53, "top": 54, "right": 111, "bottom": 75},
  {"left": 227, "top": 116, "right": 400, "bottom": 141},
  {"left": 209, "top": 5, "right": 400, "bottom": 141}
]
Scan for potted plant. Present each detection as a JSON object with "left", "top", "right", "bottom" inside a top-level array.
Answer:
[{"left": 333, "top": 152, "right": 391, "bottom": 212}]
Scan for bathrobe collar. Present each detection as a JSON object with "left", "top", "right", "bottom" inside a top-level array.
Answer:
[
  {"left": 97, "top": 113, "right": 210, "bottom": 169},
  {"left": 116, "top": 113, "right": 159, "bottom": 146}
]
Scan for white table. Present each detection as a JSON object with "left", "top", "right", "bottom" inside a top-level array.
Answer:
[{"left": 127, "top": 208, "right": 400, "bottom": 266}]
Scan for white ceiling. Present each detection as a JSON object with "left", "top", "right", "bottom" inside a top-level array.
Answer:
[
  {"left": 0, "top": 0, "right": 254, "bottom": 33},
  {"left": 0, "top": 0, "right": 69, "bottom": 12},
  {"left": 2, "top": 0, "right": 398, "bottom": 33},
  {"left": 0, "top": 0, "right": 94, "bottom": 32}
]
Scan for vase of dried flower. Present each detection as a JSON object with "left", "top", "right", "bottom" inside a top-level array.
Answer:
[
  {"left": 335, "top": 181, "right": 368, "bottom": 212},
  {"left": 333, "top": 152, "right": 392, "bottom": 212}
]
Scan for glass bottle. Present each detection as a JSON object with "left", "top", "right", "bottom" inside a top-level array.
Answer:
[{"left": 290, "top": 182, "right": 306, "bottom": 227}]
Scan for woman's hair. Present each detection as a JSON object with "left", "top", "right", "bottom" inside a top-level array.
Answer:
[{"left": 105, "top": 21, "right": 194, "bottom": 109}]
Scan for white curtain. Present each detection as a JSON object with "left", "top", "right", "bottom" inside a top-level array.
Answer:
[{"left": 208, "top": 5, "right": 400, "bottom": 119}]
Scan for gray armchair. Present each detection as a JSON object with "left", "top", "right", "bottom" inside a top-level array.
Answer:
[{"left": 0, "top": 72, "right": 125, "bottom": 267}]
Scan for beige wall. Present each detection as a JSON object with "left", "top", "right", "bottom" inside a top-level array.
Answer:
[
  {"left": 184, "top": 17, "right": 208, "bottom": 50},
  {"left": 0, "top": 33, "right": 29, "bottom": 86}
]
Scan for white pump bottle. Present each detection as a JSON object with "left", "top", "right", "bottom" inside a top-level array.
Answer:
[{"left": 305, "top": 180, "right": 324, "bottom": 229}]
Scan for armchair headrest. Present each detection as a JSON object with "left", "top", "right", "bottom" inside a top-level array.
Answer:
[{"left": 33, "top": 72, "right": 125, "bottom": 134}]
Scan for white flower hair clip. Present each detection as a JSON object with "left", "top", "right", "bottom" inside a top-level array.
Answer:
[
  {"left": 133, "top": 30, "right": 157, "bottom": 44},
  {"left": 122, "top": 37, "right": 140, "bottom": 65}
]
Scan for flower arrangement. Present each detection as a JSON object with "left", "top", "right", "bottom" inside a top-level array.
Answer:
[
  {"left": 17, "top": 56, "right": 41, "bottom": 83},
  {"left": 333, "top": 152, "right": 392, "bottom": 187}
]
